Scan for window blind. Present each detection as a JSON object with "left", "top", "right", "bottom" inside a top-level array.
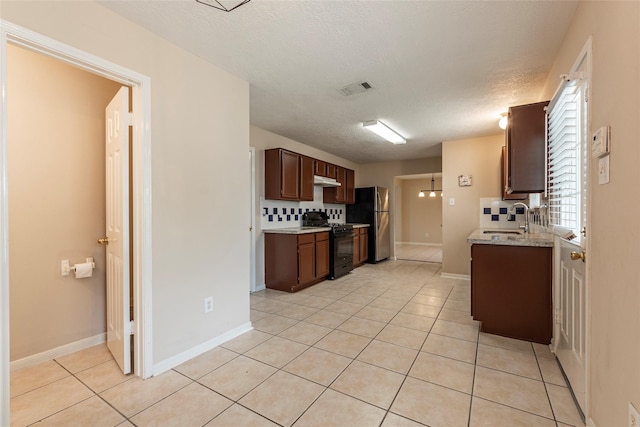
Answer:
[{"left": 546, "top": 77, "right": 587, "bottom": 238}]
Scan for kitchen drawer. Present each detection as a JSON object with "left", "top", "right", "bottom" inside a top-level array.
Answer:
[
  {"left": 298, "top": 234, "right": 315, "bottom": 245},
  {"left": 315, "top": 231, "right": 329, "bottom": 241}
]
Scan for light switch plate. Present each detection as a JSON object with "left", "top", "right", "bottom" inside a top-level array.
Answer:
[
  {"left": 598, "top": 155, "right": 610, "bottom": 184},
  {"left": 449, "top": 198, "right": 455, "bottom": 206}
]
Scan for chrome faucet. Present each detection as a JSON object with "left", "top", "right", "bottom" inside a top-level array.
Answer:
[{"left": 510, "top": 202, "right": 530, "bottom": 233}]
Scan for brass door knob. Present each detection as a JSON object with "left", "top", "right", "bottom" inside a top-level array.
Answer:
[
  {"left": 98, "top": 237, "right": 111, "bottom": 245},
  {"left": 570, "top": 250, "right": 586, "bottom": 262}
]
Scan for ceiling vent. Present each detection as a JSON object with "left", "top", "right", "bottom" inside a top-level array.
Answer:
[{"left": 337, "top": 81, "right": 374, "bottom": 96}]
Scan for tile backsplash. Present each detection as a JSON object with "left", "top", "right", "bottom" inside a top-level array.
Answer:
[
  {"left": 479, "top": 198, "right": 525, "bottom": 229},
  {"left": 261, "top": 187, "right": 345, "bottom": 229}
]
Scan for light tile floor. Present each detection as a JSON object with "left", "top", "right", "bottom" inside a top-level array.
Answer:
[
  {"left": 10, "top": 260, "right": 585, "bottom": 427},
  {"left": 395, "top": 243, "right": 442, "bottom": 263}
]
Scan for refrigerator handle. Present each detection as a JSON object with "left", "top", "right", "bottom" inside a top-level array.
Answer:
[{"left": 376, "top": 191, "right": 382, "bottom": 230}]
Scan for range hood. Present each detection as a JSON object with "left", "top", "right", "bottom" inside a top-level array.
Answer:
[{"left": 314, "top": 175, "right": 341, "bottom": 187}]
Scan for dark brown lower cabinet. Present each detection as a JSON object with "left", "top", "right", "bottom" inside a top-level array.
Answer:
[
  {"left": 315, "top": 235, "right": 330, "bottom": 278},
  {"left": 471, "top": 244, "right": 552, "bottom": 344},
  {"left": 353, "top": 227, "right": 368, "bottom": 267},
  {"left": 265, "top": 231, "right": 329, "bottom": 292},
  {"left": 359, "top": 228, "right": 368, "bottom": 264}
]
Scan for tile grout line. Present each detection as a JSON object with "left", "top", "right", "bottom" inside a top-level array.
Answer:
[
  {"left": 252, "top": 264, "right": 445, "bottom": 426},
  {"left": 466, "top": 320, "right": 481, "bottom": 427}
]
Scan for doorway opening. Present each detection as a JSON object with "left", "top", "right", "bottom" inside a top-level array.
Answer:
[
  {"left": 0, "top": 20, "right": 153, "bottom": 424},
  {"left": 6, "top": 43, "right": 128, "bottom": 371},
  {"left": 394, "top": 173, "right": 443, "bottom": 263}
]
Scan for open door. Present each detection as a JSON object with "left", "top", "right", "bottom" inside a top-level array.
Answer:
[
  {"left": 101, "top": 86, "right": 132, "bottom": 374},
  {"left": 555, "top": 238, "right": 586, "bottom": 413}
]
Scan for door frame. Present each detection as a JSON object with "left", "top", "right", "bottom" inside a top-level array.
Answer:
[
  {"left": 0, "top": 20, "right": 153, "bottom": 424},
  {"left": 249, "top": 147, "right": 256, "bottom": 292}
]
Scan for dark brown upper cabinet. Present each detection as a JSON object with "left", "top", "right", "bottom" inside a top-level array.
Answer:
[
  {"left": 323, "top": 166, "right": 355, "bottom": 204},
  {"left": 505, "top": 101, "right": 549, "bottom": 194},
  {"left": 315, "top": 160, "right": 327, "bottom": 177},
  {"left": 346, "top": 168, "right": 355, "bottom": 204},
  {"left": 299, "top": 155, "right": 314, "bottom": 201},
  {"left": 265, "top": 148, "right": 313, "bottom": 201},
  {"left": 326, "top": 163, "right": 337, "bottom": 179},
  {"left": 265, "top": 148, "right": 355, "bottom": 204},
  {"left": 501, "top": 146, "right": 527, "bottom": 200}
]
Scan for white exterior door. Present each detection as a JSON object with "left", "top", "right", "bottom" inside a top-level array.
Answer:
[
  {"left": 554, "top": 237, "right": 586, "bottom": 413},
  {"left": 104, "top": 86, "right": 131, "bottom": 374}
]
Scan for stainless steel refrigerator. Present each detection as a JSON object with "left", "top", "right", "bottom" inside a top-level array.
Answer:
[{"left": 346, "top": 186, "right": 390, "bottom": 263}]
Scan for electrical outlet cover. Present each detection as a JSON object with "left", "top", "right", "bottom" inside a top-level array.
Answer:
[{"left": 204, "top": 297, "right": 214, "bottom": 313}]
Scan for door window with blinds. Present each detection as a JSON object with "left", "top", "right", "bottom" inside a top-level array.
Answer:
[{"left": 546, "top": 73, "right": 588, "bottom": 241}]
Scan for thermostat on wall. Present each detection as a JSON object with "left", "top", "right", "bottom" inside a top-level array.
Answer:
[{"left": 592, "top": 126, "right": 610, "bottom": 158}]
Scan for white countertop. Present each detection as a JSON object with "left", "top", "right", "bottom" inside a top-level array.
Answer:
[
  {"left": 263, "top": 223, "right": 369, "bottom": 234},
  {"left": 467, "top": 228, "right": 553, "bottom": 247},
  {"left": 263, "top": 226, "right": 330, "bottom": 235}
]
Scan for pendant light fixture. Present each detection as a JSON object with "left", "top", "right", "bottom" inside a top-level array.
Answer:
[
  {"left": 419, "top": 174, "right": 441, "bottom": 198},
  {"left": 196, "top": 0, "right": 251, "bottom": 12}
]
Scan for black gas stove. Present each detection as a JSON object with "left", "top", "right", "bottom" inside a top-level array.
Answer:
[{"left": 302, "top": 212, "right": 354, "bottom": 279}]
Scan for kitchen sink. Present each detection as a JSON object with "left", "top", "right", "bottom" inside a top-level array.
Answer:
[{"left": 483, "top": 230, "right": 522, "bottom": 235}]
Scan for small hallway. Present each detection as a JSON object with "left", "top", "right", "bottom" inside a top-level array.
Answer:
[{"left": 10, "top": 260, "right": 584, "bottom": 426}]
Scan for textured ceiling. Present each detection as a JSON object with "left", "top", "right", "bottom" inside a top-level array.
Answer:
[{"left": 99, "top": 0, "right": 578, "bottom": 163}]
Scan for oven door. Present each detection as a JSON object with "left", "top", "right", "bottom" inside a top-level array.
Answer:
[{"left": 331, "top": 232, "right": 354, "bottom": 279}]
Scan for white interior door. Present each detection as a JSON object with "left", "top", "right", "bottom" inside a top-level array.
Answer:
[
  {"left": 104, "top": 86, "right": 131, "bottom": 374},
  {"left": 555, "top": 237, "right": 586, "bottom": 413}
]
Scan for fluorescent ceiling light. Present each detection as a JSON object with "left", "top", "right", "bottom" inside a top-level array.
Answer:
[{"left": 363, "top": 120, "right": 406, "bottom": 144}]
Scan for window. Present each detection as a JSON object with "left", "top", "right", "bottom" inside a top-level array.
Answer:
[{"left": 546, "top": 74, "right": 588, "bottom": 240}]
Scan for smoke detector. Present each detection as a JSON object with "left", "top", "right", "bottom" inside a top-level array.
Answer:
[{"left": 337, "top": 81, "right": 375, "bottom": 96}]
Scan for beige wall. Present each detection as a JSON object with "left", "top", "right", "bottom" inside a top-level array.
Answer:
[
  {"left": 360, "top": 157, "right": 442, "bottom": 258},
  {"left": 399, "top": 178, "right": 442, "bottom": 244},
  {"left": 250, "top": 126, "right": 359, "bottom": 288},
  {"left": 540, "top": 2, "right": 640, "bottom": 425},
  {"left": 7, "top": 45, "right": 121, "bottom": 360},
  {"left": 442, "top": 135, "right": 503, "bottom": 276},
  {"left": 1, "top": 1, "right": 251, "bottom": 367}
]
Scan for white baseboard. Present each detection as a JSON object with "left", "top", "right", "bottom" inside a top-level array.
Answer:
[
  {"left": 440, "top": 272, "right": 470, "bottom": 280},
  {"left": 253, "top": 283, "right": 266, "bottom": 292},
  {"left": 153, "top": 322, "right": 253, "bottom": 376},
  {"left": 396, "top": 242, "right": 442, "bottom": 247},
  {"left": 10, "top": 333, "right": 106, "bottom": 372}
]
